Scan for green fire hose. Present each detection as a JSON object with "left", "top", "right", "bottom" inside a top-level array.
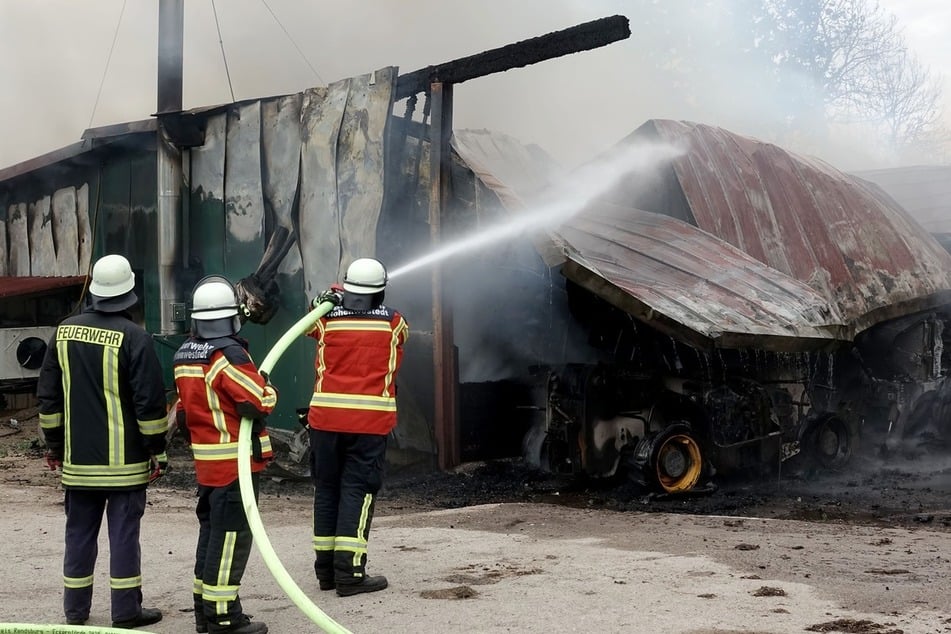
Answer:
[{"left": 237, "top": 300, "right": 351, "bottom": 634}]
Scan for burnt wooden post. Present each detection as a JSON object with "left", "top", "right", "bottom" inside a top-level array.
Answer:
[{"left": 428, "top": 82, "right": 459, "bottom": 470}]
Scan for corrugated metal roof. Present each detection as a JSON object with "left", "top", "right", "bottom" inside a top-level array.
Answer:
[
  {"left": 0, "top": 276, "right": 86, "bottom": 299},
  {"left": 852, "top": 165, "right": 951, "bottom": 235},
  {"left": 617, "top": 120, "right": 951, "bottom": 335},
  {"left": 451, "top": 122, "right": 951, "bottom": 349},
  {"left": 559, "top": 203, "right": 845, "bottom": 350}
]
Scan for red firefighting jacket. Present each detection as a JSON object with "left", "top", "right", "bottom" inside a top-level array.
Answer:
[
  {"left": 173, "top": 336, "right": 277, "bottom": 487},
  {"left": 306, "top": 304, "right": 408, "bottom": 435}
]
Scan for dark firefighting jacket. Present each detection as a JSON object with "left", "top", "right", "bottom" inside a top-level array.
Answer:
[
  {"left": 306, "top": 304, "right": 409, "bottom": 435},
  {"left": 36, "top": 309, "right": 168, "bottom": 490},
  {"left": 173, "top": 336, "right": 276, "bottom": 487}
]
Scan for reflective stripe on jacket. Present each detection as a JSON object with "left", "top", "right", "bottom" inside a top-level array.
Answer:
[
  {"left": 36, "top": 310, "right": 168, "bottom": 490},
  {"left": 173, "top": 336, "right": 276, "bottom": 487},
  {"left": 306, "top": 304, "right": 408, "bottom": 435}
]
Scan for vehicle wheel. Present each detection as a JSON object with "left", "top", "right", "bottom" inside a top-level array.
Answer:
[
  {"left": 803, "top": 415, "right": 853, "bottom": 470},
  {"left": 636, "top": 423, "right": 704, "bottom": 494},
  {"left": 522, "top": 420, "right": 551, "bottom": 472}
]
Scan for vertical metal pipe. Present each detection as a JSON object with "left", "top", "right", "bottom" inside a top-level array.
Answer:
[
  {"left": 428, "top": 82, "right": 459, "bottom": 470},
  {"left": 157, "top": 128, "right": 183, "bottom": 335},
  {"left": 157, "top": 0, "right": 184, "bottom": 115},
  {"left": 156, "top": 0, "right": 184, "bottom": 334}
]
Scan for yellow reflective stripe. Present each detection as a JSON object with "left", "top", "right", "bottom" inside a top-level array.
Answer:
[
  {"left": 138, "top": 415, "right": 167, "bottom": 436},
  {"left": 193, "top": 578, "right": 203, "bottom": 595},
  {"left": 64, "top": 574, "right": 94, "bottom": 589},
  {"left": 39, "top": 412, "right": 63, "bottom": 429},
  {"left": 396, "top": 317, "right": 409, "bottom": 343},
  {"left": 315, "top": 320, "right": 328, "bottom": 393},
  {"left": 174, "top": 365, "right": 205, "bottom": 379},
  {"left": 202, "top": 584, "right": 240, "bottom": 602},
  {"left": 383, "top": 325, "right": 401, "bottom": 396},
  {"left": 206, "top": 358, "right": 231, "bottom": 442},
  {"left": 57, "top": 340, "right": 72, "bottom": 461},
  {"left": 61, "top": 471, "right": 150, "bottom": 488},
  {"left": 153, "top": 452, "right": 168, "bottom": 463},
  {"left": 325, "top": 320, "right": 394, "bottom": 332},
  {"left": 310, "top": 392, "right": 396, "bottom": 412},
  {"left": 102, "top": 345, "right": 123, "bottom": 465},
  {"left": 312, "top": 535, "right": 334, "bottom": 552},
  {"left": 110, "top": 575, "right": 142, "bottom": 590},
  {"left": 213, "top": 531, "right": 238, "bottom": 615},
  {"left": 221, "top": 366, "right": 269, "bottom": 402},
  {"left": 57, "top": 325, "right": 124, "bottom": 347},
  {"left": 357, "top": 493, "right": 372, "bottom": 539},
  {"left": 191, "top": 438, "right": 271, "bottom": 461},
  {"left": 334, "top": 536, "right": 368, "bottom": 555},
  {"left": 66, "top": 461, "right": 150, "bottom": 474}
]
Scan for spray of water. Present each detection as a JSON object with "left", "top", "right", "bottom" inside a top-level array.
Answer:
[{"left": 387, "top": 139, "right": 685, "bottom": 280}]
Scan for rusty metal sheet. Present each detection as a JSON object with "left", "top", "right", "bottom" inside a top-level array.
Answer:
[
  {"left": 28, "top": 197, "right": 55, "bottom": 276},
  {"left": 559, "top": 203, "right": 844, "bottom": 350},
  {"left": 77, "top": 183, "right": 92, "bottom": 275},
  {"left": 299, "top": 82, "right": 347, "bottom": 298},
  {"left": 51, "top": 187, "right": 79, "bottom": 276},
  {"left": 0, "top": 220, "right": 6, "bottom": 277},
  {"left": 336, "top": 67, "right": 397, "bottom": 275},
  {"left": 634, "top": 120, "right": 951, "bottom": 334},
  {"left": 224, "top": 102, "right": 265, "bottom": 278},
  {"left": 0, "top": 275, "right": 85, "bottom": 298},
  {"left": 261, "top": 94, "right": 303, "bottom": 276}
]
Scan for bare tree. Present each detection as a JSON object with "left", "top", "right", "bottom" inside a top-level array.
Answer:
[{"left": 637, "top": 0, "right": 948, "bottom": 159}]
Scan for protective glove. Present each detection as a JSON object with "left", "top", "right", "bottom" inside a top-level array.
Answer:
[
  {"left": 149, "top": 453, "right": 169, "bottom": 483},
  {"left": 260, "top": 371, "right": 279, "bottom": 401},
  {"left": 45, "top": 449, "right": 62, "bottom": 471},
  {"left": 311, "top": 287, "right": 343, "bottom": 309}
]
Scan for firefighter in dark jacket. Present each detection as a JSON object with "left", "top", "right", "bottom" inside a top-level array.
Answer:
[
  {"left": 36, "top": 253, "right": 167, "bottom": 630},
  {"left": 173, "top": 276, "right": 276, "bottom": 634},
  {"left": 306, "top": 257, "right": 409, "bottom": 597}
]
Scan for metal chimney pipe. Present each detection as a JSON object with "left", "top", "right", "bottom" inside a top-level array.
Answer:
[
  {"left": 157, "top": 0, "right": 184, "bottom": 115},
  {"left": 156, "top": 0, "right": 185, "bottom": 334}
]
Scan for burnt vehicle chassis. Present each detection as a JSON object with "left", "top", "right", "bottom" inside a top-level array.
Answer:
[{"left": 522, "top": 292, "right": 951, "bottom": 494}]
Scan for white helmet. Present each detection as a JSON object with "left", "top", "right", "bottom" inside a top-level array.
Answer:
[
  {"left": 343, "top": 258, "right": 387, "bottom": 294},
  {"left": 89, "top": 254, "right": 135, "bottom": 298},
  {"left": 191, "top": 276, "right": 239, "bottom": 320}
]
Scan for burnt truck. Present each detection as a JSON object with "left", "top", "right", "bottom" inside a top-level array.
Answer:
[{"left": 449, "top": 121, "right": 951, "bottom": 494}]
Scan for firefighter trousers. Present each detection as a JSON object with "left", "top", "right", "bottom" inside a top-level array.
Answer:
[
  {"left": 62, "top": 488, "right": 147, "bottom": 623},
  {"left": 193, "top": 475, "right": 259, "bottom": 630},
  {"left": 310, "top": 428, "right": 387, "bottom": 586}
]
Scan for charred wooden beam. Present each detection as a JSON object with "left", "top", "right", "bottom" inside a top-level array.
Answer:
[{"left": 395, "top": 14, "right": 630, "bottom": 99}]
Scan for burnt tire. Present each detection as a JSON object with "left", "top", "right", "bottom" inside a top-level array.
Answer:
[
  {"left": 801, "top": 415, "right": 854, "bottom": 471},
  {"left": 631, "top": 423, "right": 705, "bottom": 494}
]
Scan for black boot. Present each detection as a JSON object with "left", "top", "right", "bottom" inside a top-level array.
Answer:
[
  {"left": 195, "top": 593, "right": 208, "bottom": 633},
  {"left": 208, "top": 614, "right": 268, "bottom": 634},
  {"left": 112, "top": 607, "right": 163, "bottom": 629},
  {"left": 336, "top": 575, "right": 388, "bottom": 597}
]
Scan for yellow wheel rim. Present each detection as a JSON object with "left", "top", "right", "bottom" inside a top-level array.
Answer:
[{"left": 655, "top": 433, "right": 702, "bottom": 493}]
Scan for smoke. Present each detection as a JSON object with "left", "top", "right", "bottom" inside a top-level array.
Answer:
[
  {"left": 389, "top": 138, "right": 684, "bottom": 280},
  {"left": 3, "top": 1, "right": 944, "bottom": 172}
]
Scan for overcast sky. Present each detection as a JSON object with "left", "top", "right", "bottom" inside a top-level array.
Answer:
[{"left": 0, "top": 0, "right": 948, "bottom": 172}]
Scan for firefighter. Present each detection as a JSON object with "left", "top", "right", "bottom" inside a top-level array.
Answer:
[
  {"left": 306, "top": 257, "right": 409, "bottom": 596},
  {"left": 36, "top": 253, "right": 167, "bottom": 629},
  {"left": 173, "top": 275, "right": 276, "bottom": 634}
]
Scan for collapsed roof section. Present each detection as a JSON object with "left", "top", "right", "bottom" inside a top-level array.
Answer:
[{"left": 451, "top": 121, "right": 951, "bottom": 351}]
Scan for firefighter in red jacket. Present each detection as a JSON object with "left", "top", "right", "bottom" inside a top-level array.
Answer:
[
  {"left": 37, "top": 253, "right": 167, "bottom": 629},
  {"left": 173, "top": 276, "right": 276, "bottom": 634},
  {"left": 306, "top": 257, "right": 409, "bottom": 597}
]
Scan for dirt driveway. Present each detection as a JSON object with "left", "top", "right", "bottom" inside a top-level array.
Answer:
[{"left": 1, "top": 413, "right": 951, "bottom": 633}]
